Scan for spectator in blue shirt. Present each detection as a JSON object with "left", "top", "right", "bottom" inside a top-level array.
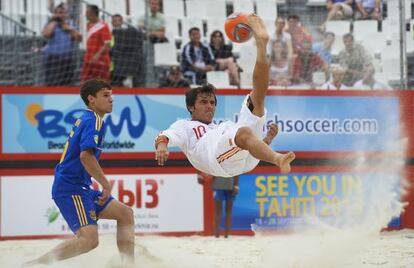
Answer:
[
  {"left": 42, "top": 3, "right": 82, "bottom": 86},
  {"left": 181, "top": 27, "right": 215, "bottom": 85},
  {"left": 312, "top": 32, "right": 335, "bottom": 65}
]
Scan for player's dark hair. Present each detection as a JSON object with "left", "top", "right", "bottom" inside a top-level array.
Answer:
[
  {"left": 87, "top": 5, "right": 99, "bottom": 17},
  {"left": 185, "top": 84, "right": 217, "bottom": 114},
  {"left": 80, "top": 79, "right": 111, "bottom": 106}
]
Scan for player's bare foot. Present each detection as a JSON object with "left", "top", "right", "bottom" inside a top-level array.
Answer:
[
  {"left": 247, "top": 14, "right": 269, "bottom": 43},
  {"left": 276, "top": 151, "right": 295, "bottom": 173}
]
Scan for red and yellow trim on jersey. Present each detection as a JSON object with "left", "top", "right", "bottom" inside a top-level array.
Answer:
[
  {"left": 93, "top": 112, "right": 103, "bottom": 131},
  {"left": 72, "top": 195, "right": 88, "bottom": 226},
  {"left": 217, "top": 147, "right": 242, "bottom": 164}
]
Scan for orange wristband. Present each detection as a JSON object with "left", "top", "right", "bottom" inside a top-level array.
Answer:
[{"left": 155, "top": 135, "right": 169, "bottom": 148}]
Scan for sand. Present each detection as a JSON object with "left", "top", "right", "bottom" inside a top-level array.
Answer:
[{"left": 1, "top": 229, "right": 414, "bottom": 268}]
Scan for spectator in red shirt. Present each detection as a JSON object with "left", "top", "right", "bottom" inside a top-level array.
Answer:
[
  {"left": 81, "top": 5, "right": 112, "bottom": 82},
  {"left": 285, "top": 15, "right": 313, "bottom": 55},
  {"left": 292, "top": 40, "right": 329, "bottom": 86}
]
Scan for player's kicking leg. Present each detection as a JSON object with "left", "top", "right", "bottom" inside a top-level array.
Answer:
[
  {"left": 234, "top": 15, "right": 295, "bottom": 173},
  {"left": 246, "top": 13, "right": 270, "bottom": 118},
  {"left": 236, "top": 126, "right": 295, "bottom": 173}
]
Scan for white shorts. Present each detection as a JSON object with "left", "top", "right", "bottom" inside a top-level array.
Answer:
[
  {"left": 335, "top": 3, "right": 353, "bottom": 18},
  {"left": 210, "top": 95, "right": 266, "bottom": 177}
]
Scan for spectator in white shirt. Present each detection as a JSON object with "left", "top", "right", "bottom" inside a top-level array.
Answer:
[
  {"left": 320, "top": 65, "right": 348, "bottom": 90},
  {"left": 352, "top": 63, "right": 392, "bottom": 90}
]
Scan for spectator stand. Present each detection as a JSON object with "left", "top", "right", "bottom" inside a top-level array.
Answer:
[
  {"left": 0, "top": 12, "right": 41, "bottom": 86},
  {"left": 0, "top": 0, "right": 410, "bottom": 89}
]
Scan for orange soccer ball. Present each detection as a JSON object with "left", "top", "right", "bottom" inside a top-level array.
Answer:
[{"left": 224, "top": 12, "right": 253, "bottom": 43}]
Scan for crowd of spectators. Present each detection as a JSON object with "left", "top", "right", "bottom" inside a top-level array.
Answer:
[
  {"left": 262, "top": 0, "right": 390, "bottom": 90},
  {"left": 38, "top": 0, "right": 392, "bottom": 90}
]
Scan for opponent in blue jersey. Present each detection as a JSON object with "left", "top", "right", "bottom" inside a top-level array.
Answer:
[{"left": 25, "top": 79, "right": 135, "bottom": 266}]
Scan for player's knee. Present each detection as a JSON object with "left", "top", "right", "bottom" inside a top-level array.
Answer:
[
  {"left": 235, "top": 127, "right": 254, "bottom": 148},
  {"left": 79, "top": 236, "right": 99, "bottom": 252},
  {"left": 118, "top": 206, "right": 134, "bottom": 224},
  {"left": 88, "top": 237, "right": 99, "bottom": 250}
]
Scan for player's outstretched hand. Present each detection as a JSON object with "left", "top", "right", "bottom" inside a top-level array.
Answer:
[
  {"left": 263, "top": 123, "right": 279, "bottom": 145},
  {"left": 155, "top": 143, "right": 169, "bottom": 166},
  {"left": 247, "top": 13, "right": 269, "bottom": 43}
]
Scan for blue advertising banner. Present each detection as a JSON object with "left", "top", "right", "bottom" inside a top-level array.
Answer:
[
  {"left": 232, "top": 172, "right": 401, "bottom": 230},
  {"left": 2, "top": 94, "right": 400, "bottom": 153}
]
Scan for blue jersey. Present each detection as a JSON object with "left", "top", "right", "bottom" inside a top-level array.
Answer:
[{"left": 52, "top": 109, "right": 106, "bottom": 198}]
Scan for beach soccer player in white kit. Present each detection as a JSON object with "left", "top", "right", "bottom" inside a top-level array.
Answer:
[{"left": 155, "top": 14, "right": 295, "bottom": 177}]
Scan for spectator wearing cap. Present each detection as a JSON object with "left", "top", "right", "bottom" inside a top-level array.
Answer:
[
  {"left": 42, "top": 3, "right": 82, "bottom": 86},
  {"left": 138, "top": 0, "right": 167, "bottom": 43},
  {"left": 181, "top": 27, "right": 215, "bottom": 85},
  {"left": 159, "top": 66, "right": 190, "bottom": 88}
]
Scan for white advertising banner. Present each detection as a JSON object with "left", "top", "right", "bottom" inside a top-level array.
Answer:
[{"left": 0, "top": 174, "right": 203, "bottom": 237}]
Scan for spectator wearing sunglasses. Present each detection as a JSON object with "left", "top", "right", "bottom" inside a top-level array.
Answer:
[{"left": 209, "top": 30, "right": 240, "bottom": 87}]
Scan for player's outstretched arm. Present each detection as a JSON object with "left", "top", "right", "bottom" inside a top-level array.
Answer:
[
  {"left": 80, "top": 149, "right": 111, "bottom": 204},
  {"left": 155, "top": 135, "right": 169, "bottom": 166}
]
